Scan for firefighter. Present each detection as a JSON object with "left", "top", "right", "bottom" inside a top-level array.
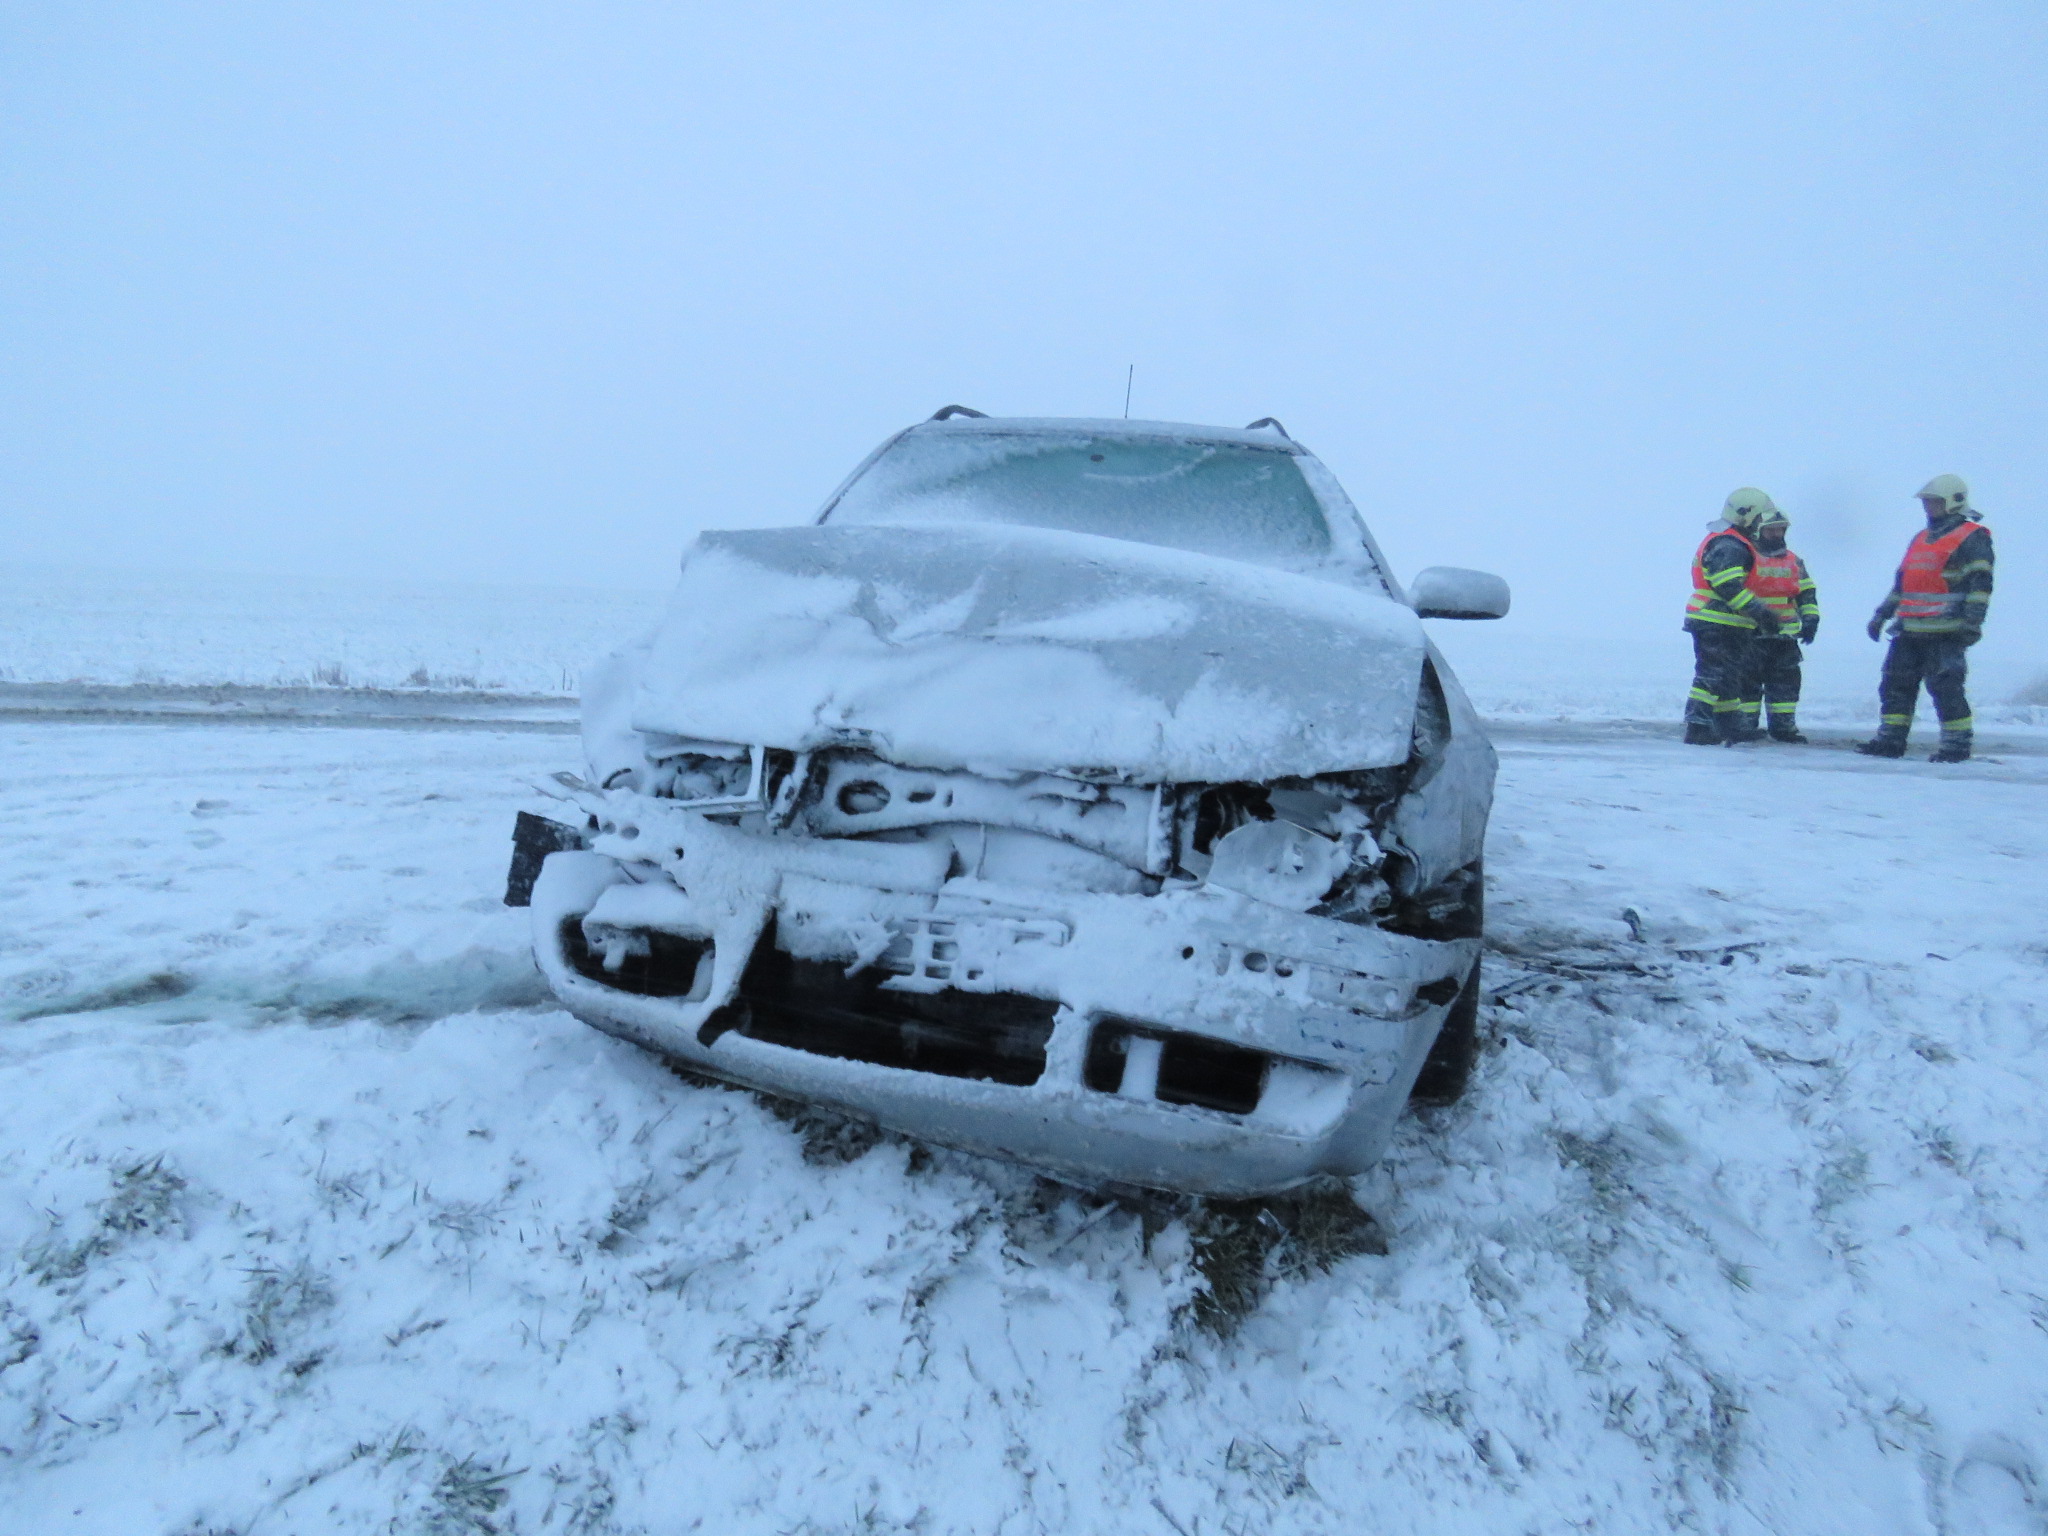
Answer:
[
  {"left": 1683, "top": 487, "right": 1781, "bottom": 745},
  {"left": 1741, "top": 508, "right": 1820, "bottom": 742},
  {"left": 1856, "top": 474, "right": 1995, "bottom": 763}
]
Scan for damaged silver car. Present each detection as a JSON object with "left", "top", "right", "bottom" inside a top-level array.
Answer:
[{"left": 509, "top": 409, "right": 1508, "bottom": 1196}]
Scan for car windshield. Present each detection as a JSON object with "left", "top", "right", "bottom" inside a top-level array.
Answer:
[{"left": 822, "top": 430, "right": 1333, "bottom": 561}]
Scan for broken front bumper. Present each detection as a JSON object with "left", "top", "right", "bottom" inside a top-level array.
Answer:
[{"left": 528, "top": 838, "right": 1474, "bottom": 1197}]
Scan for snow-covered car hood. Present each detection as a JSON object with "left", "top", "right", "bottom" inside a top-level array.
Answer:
[{"left": 627, "top": 523, "right": 1426, "bottom": 783}]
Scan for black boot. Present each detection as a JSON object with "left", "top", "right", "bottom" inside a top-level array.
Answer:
[
  {"left": 1683, "top": 723, "right": 1719, "bottom": 746},
  {"left": 1855, "top": 733, "right": 1907, "bottom": 758},
  {"left": 1929, "top": 732, "right": 1972, "bottom": 764}
]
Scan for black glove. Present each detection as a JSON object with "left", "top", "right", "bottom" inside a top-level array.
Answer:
[
  {"left": 1959, "top": 627, "right": 1982, "bottom": 648},
  {"left": 1866, "top": 613, "right": 1885, "bottom": 641},
  {"left": 1800, "top": 620, "right": 1818, "bottom": 646},
  {"left": 1749, "top": 607, "right": 1781, "bottom": 638}
]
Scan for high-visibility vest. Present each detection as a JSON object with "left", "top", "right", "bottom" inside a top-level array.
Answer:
[
  {"left": 1750, "top": 548, "right": 1806, "bottom": 631},
  {"left": 1686, "top": 528, "right": 1763, "bottom": 628},
  {"left": 1896, "top": 519, "right": 1986, "bottom": 629}
]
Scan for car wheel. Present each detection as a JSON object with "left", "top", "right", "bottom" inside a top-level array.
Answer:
[{"left": 1408, "top": 956, "right": 1481, "bottom": 1107}]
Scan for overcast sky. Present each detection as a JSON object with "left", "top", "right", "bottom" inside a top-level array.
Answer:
[{"left": 4, "top": 3, "right": 2041, "bottom": 654}]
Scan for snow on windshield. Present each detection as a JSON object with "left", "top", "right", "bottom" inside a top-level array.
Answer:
[{"left": 823, "top": 429, "right": 1333, "bottom": 562}]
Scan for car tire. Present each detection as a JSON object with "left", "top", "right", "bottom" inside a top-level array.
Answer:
[{"left": 1408, "top": 956, "right": 1481, "bottom": 1108}]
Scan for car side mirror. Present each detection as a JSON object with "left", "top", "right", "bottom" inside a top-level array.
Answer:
[{"left": 1408, "top": 566, "right": 1510, "bottom": 620}]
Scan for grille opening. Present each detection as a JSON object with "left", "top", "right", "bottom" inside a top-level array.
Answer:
[
  {"left": 1084, "top": 1019, "right": 1270, "bottom": 1117},
  {"left": 837, "top": 780, "right": 890, "bottom": 815},
  {"left": 561, "top": 918, "right": 710, "bottom": 999},
  {"left": 1414, "top": 974, "right": 1463, "bottom": 1007},
  {"left": 1082, "top": 1027, "right": 1127, "bottom": 1094},
  {"left": 1158, "top": 1034, "right": 1268, "bottom": 1115},
  {"left": 727, "top": 932, "right": 1055, "bottom": 1087}
]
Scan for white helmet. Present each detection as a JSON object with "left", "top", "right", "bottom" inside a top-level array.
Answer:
[
  {"left": 1916, "top": 473, "right": 1969, "bottom": 513},
  {"left": 1721, "top": 487, "right": 1778, "bottom": 531}
]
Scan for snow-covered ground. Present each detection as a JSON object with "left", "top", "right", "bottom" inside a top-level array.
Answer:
[{"left": 4, "top": 716, "right": 2046, "bottom": 1534}]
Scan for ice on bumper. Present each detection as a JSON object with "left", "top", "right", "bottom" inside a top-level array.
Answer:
[{"left": 528, "top": 783, "right": 1471, "bottom": 1195}]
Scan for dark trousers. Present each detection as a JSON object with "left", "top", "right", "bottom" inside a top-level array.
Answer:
[
  {"left": 1878, "top": 635, "right": 1971, "bottom": 739},
  {"left": 1747, "top": 637, "right": 1803, "bottom": 726},
  {"left": 1685, "top": 626, "right": 1752, "bottom": 735}
]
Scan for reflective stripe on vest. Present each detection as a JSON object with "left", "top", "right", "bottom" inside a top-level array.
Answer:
[
  {"left": 1896, "top": 520, "right": 1985, "bottom": 625},
  {"left": 1750, "top": 549, "right": 1804, "bottom": 629},
  {"left": 1686, "top": 528, "right": 1762, "bottom": 627}
]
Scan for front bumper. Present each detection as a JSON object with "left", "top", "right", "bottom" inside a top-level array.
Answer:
[{"left": 530, "top": 842, "right": 1473, "bottom": 1197}]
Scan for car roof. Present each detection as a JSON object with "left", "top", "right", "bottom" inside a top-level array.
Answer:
[{"left": 902, "top": 415, "right": 1305, "bottom": 453}]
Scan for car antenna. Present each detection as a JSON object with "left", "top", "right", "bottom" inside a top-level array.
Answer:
[{"left": 1123, "top": 364, "right": 1134, "bottom": 419}]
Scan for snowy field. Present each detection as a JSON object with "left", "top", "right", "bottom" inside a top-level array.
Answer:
[
  {"left": 0, "top": 567, "right": 666, "bottom": 696},
  {"left": 7, "top": 563, "right": 2045, "bottom": 732},
  {"left": 4, "top": 715, "right": 2047, "bottom": 1534}
]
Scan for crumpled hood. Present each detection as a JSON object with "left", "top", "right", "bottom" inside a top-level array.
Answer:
[{"left": 627, "top": 523, "right": 1425, "bottom": 782}]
